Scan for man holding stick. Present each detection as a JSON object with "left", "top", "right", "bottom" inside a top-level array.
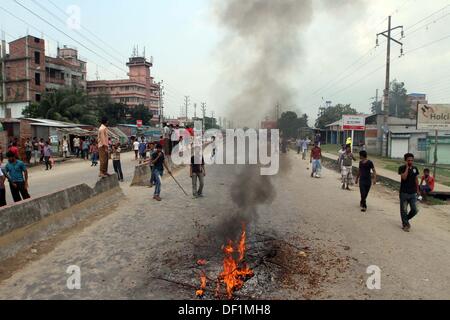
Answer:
[{"left": 151, "top": 144, "right": 172, "bottom": 201}]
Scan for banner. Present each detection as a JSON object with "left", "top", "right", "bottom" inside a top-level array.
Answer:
[
  {"left": 343, "top": 115, "right": 365, "bottom": 131},
  {"left": 417, "top": 104, "right": 450, "bottom": 130}
]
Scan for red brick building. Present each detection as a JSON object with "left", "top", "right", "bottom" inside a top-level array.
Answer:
[
  {"left": 0, "top": 36, "right": 87, "bottom": 118},
  {"left": 1, "top": 36, "right": 46, "bottom": 118}
]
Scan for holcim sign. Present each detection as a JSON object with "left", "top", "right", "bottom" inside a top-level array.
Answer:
[
  {"left": 343, "top": 115, "right": 366, "bottom": 131},
  {"left": 417, "top": 104, "right": 450, "bottom": 130}
]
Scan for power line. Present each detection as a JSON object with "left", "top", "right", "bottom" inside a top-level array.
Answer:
[
  {"left": 29, "top": 0, "right": 126, "bottom": 66},
  {"left": 46, "top": 0, "right": 129, "bottom": 62},
  {"left": 13, "top": 0, "right": 128, "bottom": 75}
]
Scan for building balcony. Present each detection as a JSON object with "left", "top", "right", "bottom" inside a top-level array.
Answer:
[{"left": 46, "top": 76, "right": 65, "bottom": 85}]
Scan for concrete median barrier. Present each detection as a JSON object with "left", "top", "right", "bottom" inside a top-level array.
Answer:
[
  {"left": 0, "top": 175, "right": 123, "bottom": 262},
  {"left": 130, "top": 164, "right": 151, "bottom": 187}
]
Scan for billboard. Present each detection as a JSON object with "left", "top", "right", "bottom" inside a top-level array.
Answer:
[
  {"left": 343, "top": 115, "right": 365, "bottom": 131},
  {"left": 417, "top": 104, "right": 450, "bottom": 130}
]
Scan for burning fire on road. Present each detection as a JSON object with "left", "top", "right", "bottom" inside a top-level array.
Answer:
[{"left": 196, "top": 224, "right": 254, "bottom": 299}]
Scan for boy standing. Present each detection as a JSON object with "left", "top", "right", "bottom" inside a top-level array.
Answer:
[
  {"left": 398, "top": 153, "right": 420, "bottom": 232},
  {"left": 4, "top": 151, "right": 30, "bottom": 202},
  {"left": 112, "top": 143, "right": 124, "bottom": 182},
  {"left": 355, "top": 151, "right": 377, "bottom": 212},
  {"left": 191, "top": 147, "right": 205, "bottom": 198},
  {"left": 43, "top": 141, "right": 53, "bottom": 170}
]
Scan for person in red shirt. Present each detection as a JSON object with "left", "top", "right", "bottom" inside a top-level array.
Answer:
[
  {"left": 310, "top": 143, "right": 322, "bottom": 178},
  {"left": 419, "top": 168, "right": 435, "bottom": 196},
  {"left": 8, "top": 142, "right": 19, "bottom": 159}
]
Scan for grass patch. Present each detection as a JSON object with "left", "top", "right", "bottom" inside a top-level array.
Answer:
[{"left": 425, "top": 197, "right": 448, "bottom": 206}]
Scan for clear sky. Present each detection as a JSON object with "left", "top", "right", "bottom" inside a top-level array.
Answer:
[{"left": 1, "top": 0, "right": 450, "bottom": 124}]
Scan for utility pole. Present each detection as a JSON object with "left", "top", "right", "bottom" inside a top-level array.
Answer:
[
  {"left": 377, "top": 16, "right": 404, "bottom": 157},
  {"left": 184, "top": 96, "right": 190, "bottom": 121},
  {"left": 194, "top": 103, "right": 197, "bottom": 119},
  {"left": 158, "top": 80, "right": 164, "bottom": 127},
  {"left": 201, "top": 102, "right": 206, "bottom": 131}
]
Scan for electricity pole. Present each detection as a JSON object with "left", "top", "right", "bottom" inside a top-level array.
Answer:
[
  {"left": 184, "top": 96, "right": 190, "bottom": 121},
  {"left": 158, "top": 81, "right": 164, "bottom": 127},
  {"left": 377, "top": 16, "right": 404, "bottom": 157}
]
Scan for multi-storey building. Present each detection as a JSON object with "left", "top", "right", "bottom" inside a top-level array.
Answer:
[
  {"left": 45, "top": 46, "right": 87, "bottom": 91},
  {"left": 87, "top": 55, "right": 161, "bottom": 119},
  {"left": 0, "top": 36, "right": 45, "bottom": 118},
  {"left": 0, "top": 35, "right": 87, "bottom": 118}
]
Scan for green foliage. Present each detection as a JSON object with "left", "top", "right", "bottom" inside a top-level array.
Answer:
[
  {"left": 315, "top": 104, "right": 357, "bottom": 129},
  {"left": 22, "top": 88, "right": 156, "bottom": 127},
  {"left": 371, "top": 80, "right": 411, "bottom": 118},
  {"left": 278, "top": 111, "right": 309, "bottom": 138}
]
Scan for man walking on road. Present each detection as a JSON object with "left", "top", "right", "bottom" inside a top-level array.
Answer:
[
  {"left": 310, "top": 143, "right": 322, "bottom": 178},
  {"left": 398, "top": 153, "right": 420, "bottom": 232},
  {"left": 151, "top": 144, "right": 171, "bottom": 201},
  {"left": 191, "top": 146, "right": 205, "bottom": 198},
  {"left": 301, "top": 138, "right": 310, "bottom": 160},
  {"left": 355, "top": 151, "right": 377, "bottom": 212},
  {"left": 341, "top": 145, "right": 356, "bottom": 190},
  {"left": 4, "top": 151, "right": 30, "bottom": 203},
  {"left": 98, "top": 117, "right": 110, "bottom": 178}
]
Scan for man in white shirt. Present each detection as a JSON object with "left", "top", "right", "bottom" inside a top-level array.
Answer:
[
  {"left": 73, "top": 136, "right": 80, "bottom": 158},
  {"left": 133, "top": 139, "right": 140, "bottom": 161},
  {"left": 163, "top": 123, "right": 171, "bottom": 155}
]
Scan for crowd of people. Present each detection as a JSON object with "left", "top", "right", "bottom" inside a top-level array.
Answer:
[{"left": 297, "top": 138, "right": 437, "bottom": 233}]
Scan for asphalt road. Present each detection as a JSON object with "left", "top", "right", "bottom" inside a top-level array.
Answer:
[{"left": 0, "top": 151, "right": 449, "bottom": 299}]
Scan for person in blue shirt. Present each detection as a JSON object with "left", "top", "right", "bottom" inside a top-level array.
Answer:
[
  {"left": 138, "top": 137, "right": 147, "bottom": 164},
  {"left": 4, "top": 151, "right": 30, "bottom": 202}
]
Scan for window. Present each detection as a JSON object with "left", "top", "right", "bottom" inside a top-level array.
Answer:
[
  {"left": 418, "top": 138, "right": 427, "bottom": 152},
  {"left": 61, "top": 73, "right": 65, "bottom": 80},
  {"left": 35, "top": 72, "right": 41, "bottom": 86},
  {"left": 35, "top": 94, "right": 41, "bottom": 102},
  {"left": 34, "top": 51, "right": 40, "bottom": 64}
]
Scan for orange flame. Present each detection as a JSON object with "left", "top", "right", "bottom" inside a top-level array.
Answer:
[
  {"left": 218, "top": 225, "right": 254, "bottom": 299},
  {"left": 196, "top": 224, "right": 253, "bottom": 299},
  {"left": 196, "top": 271, "right": 207, "bottom": 297}
]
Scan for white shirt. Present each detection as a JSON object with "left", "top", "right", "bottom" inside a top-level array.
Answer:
[
  {"left": 163, "top": 126, "right": 170, "bottom": 139},
  {"left": 73, "top": 137, "right": 80, "bottom": 147},
  {"left": 133, "top": 141, "right": 139, "bottom": 151}
]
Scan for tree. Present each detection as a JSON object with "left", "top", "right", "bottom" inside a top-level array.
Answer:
[
  {"left": 389, "top": 80, "right": 410, "bottom": 118},
  {"left": 370, "top": 80, "right": 410, "bottom": 118},
  {"left": 22, "top": 102, "right": 42, "bottom": 118},
  {"left": 278, "top": 111, "right": 309, "bottom": 138},
  {"left": 129, "top": 104, "right": 152, "bottom": 125},
  {"left": 315, "top": 104, "right": 358, "bottom": 129}
]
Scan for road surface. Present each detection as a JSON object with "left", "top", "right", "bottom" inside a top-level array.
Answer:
[{"left": 0, "top": 151, "right": 449, "bottom": 299}]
